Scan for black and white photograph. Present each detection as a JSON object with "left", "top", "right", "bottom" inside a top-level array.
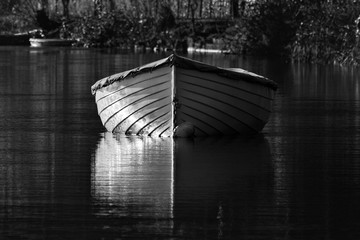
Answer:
[{"left": 1, "top": 0, "right": 360, "bottom": 239}]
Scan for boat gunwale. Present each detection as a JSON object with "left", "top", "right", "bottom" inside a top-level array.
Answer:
[
  {"left": 91, "top": 54, "right": 278, "bottom": 95},
  {"left": 29, "top": 38, "right": 77, "bottom": 43}
]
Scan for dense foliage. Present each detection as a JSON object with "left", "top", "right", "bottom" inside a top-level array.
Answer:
[
  {"left": 1, "top": 0, "right": 360, "bottom": 64},
  {"left": 69, "top": 11, "right": 133, "bottom": 48},
  {"left": 292, "top": 1, "right": 360, "bottom": 64},
  {"left": 223, "top": 0, "right": 360, "bottom": 64},
  {"left": 223, "top": 1, "right": 298, "bottom": 56},
  {"left": 66, "top": 4, "right": 179, "bottom": 49}
]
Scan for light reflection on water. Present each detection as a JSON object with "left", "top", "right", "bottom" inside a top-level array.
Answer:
[
  {"left": 0, "top": 46, "right": 360, "bottom": 239},
  {"left": 91, "top": 132, "right": 273, "bottom": 238},
  {"left": 92, "top": 133, "right": 174, "bottom": 219}
]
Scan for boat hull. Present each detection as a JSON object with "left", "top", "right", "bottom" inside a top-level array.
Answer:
[
  {"left": 95, "top": 66, "right": 174, "bottom": 137},
  {"left": 175, "top": 68, "right": 274, "bottom": 136},
  {"left": 92, "top": 55, "right": 277, "bottom": 137},
  {"left": 29, "top": 38, "right": 76, "bottom": 47}
]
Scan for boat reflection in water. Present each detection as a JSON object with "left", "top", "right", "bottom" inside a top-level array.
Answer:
[
  {"left": 173, "top": 136, "right": 273, "bottom": 238},
  {"left": 91, "top": 132, "right": 175, "bottom": 236},
  {"left": 91, "top": 133, "right": 273, "bottom": 238}
]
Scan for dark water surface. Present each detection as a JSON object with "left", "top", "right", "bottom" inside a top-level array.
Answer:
[{"left": 1, "top": 46, "right": 360, "bottom": 239}]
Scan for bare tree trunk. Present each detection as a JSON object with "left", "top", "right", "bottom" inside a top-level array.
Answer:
[
  {"left": 155, "top": 0, "right": 159, "bottom": 18},
  {"left": 109, "top": 0, "right": 116, "bottom": 11},
  {"left": 240, "top": 0, "right": 245, "bottom": 16},
  {"left": 187, "top": 0, "right": 191, "bottom": 18},
  {"left": 62, "top": 0, "right": 69, "bottom": 19},
  {"left": 190, "top": 1, "right": 198, "bottom": 35},
  {"left": 146, "top": 0, "right": 152, "bottom": 17},
  {"left": 199, "top": 0, "right": 203, "bottom": 18},
  {"left": 55, "top": 0, "right": 58, "bottom": 13},
  {"left": 41, "top": 0, "right": 48, "bottom": 9},
  {"left": 41, "top": 0, "right": 48, "bottom": 13},
  {"left": 230, "top": 0, "right": 239, "bottom": 18},
  {"left": 93, "top": 0, "right": 102, "bottom": 16},
  {"left": 209, "top": 0, "right": 213, "bottom": 18},
  {"left": 177, "top": 0, "right": 180, "bottom": 17}
]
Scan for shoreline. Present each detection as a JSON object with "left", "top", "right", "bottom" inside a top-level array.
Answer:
[{"left": 187, "top": 47, "right": 230, "bottom": 54}]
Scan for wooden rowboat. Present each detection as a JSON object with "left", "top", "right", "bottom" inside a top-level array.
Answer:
[
  {"left": 91, "top": 54, "right": 277, "bottom": 137},
  {"left": 29, "top": 38, "right": 76, "bottom": 47}
]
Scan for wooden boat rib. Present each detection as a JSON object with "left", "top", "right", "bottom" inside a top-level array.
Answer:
[{"left": 91, "top": 54, "right": 277, "bottom": 137}]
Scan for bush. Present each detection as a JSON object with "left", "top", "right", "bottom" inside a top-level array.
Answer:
[
  {"left": 69, "top": 10, "right": 134, "bottom": 48},
  {"left": 223, "top": 0, "right": 360, "bottom": 64},
  {"left": 292, "top": 2, "right": 360, "bottom": 64},
  {"left": 69, "top": 4, "right": 178, "bottom": 50},
  {"left": 224, "top": 0, "right": 298, "bottom": 56},
  {"left": 0, "top": 14, "right": 36, "bottom": 34}
]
